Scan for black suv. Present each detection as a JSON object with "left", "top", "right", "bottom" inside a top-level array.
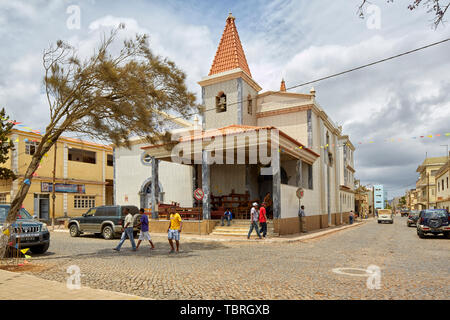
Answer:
[
  {"left": 68, "top": 205, "right": 141, "bottom": 240},
  {"left": 416, "top": 209, "right": 450, "bottom": 238},
  {"left": 0, "top": 204, "right": 50, "bottom": 254}
]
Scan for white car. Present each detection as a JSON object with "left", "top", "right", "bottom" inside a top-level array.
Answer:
[{"left": 378, "top": 209, "right": 394, "bottom": 224}]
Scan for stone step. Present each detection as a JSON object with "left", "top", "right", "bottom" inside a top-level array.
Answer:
[
  {"left": 213, "top": 227, "right": 274, "bottom": 232},
  {"left": 210, "top": 231, "right": 279, "bottom": 237}
]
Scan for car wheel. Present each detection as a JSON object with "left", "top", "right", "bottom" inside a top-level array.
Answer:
[
  {"left": 30, "top": 242, "right": 49, "bottom": 254},
  {"left": 378, "top": 221, "right": 381, "bottom": 224},
  {"left": 418, "top": 230, "right": 425, "bottom": 238},
  {"left": 69, "top": 224, "right": 80, "bottom": 237},
  {"left": 444, "top": 232, "right": 450, "bottom": 239},
  {"left": 102, "top": 225, "right": 115, "bottom": 240}
]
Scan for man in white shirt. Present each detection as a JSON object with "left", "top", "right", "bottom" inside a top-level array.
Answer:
[
  {"left": 247, "top": 202, "right": 262, "bottom": 240},
  {"left": 113, "top": 207, "right": 136, "bottom": 251}
]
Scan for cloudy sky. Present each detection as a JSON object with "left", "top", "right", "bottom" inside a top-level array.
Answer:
[{"left": 1, "top": 0, "right": 449, "bottom": 198}]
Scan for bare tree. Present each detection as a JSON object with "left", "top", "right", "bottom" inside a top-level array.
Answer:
[
  {"left": 4, "top": 24, "right": 197, "bottom": 226},
  {"left": 358, "top": 0, "right": 449, "bottom": 29}
]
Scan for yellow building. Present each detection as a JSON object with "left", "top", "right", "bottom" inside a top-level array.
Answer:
[
  {"left": 406, "top": 188, "right": 419, "bottom": 211},
  {"left": 435, "top": 159, "right": 450, "bottom": 211},
  {"left": 415, "top": 157, "right": 447, "bottom": 210},
  {"left": 0, "top": 129, "right": 113, "bottom": 221}
]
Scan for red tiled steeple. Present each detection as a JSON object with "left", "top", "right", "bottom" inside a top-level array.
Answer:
[
  {"left": 280, "top": 79, "right": 286, "bottom": 92},
  {"left": 208, "top": 13, "right": 252, "bottom": 77}
]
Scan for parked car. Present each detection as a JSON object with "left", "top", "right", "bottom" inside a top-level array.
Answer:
[
  {"left": 377, "top": 209, "right": 394, "bottom": 224},
  {"left": 68, "top": 205, "right": 141, "bottom": 240},
  {"left": 0, "top": 204, "right": 50, "bottom": 254},
  {"left": 407, "top": 210, "right": 420, "bottom": 227},
  {"left": 400, "top": 209, "right": 410, "bottom": 217},
  {"left": 416, "top": 209, "right": 450, "bottom": 238}
]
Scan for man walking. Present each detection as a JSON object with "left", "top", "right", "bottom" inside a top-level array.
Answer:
[
  {"left": 298, "top": 205, "right": 307, "bottom": 233},
  {"left": 113, "top": 207, "right": 136, "bottom": 252},
  {"left": 248, "top": 202, "right": 262, "bottom": 240},
  {"left": 259, "top": 202, "right": 268, "bottom": 238},
  {"left": 136, "top": 208, "right": 155, "bottom": 251},
  {"left": 168, "top": 211, "right": 182, "bottom": 253}
]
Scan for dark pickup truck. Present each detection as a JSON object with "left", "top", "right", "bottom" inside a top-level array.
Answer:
[
  {"left": 0, "top": 204, "right": 50, "bottom": 254},
  {"left": 68, "top": 205, "right": 141, "bottom": 240}
]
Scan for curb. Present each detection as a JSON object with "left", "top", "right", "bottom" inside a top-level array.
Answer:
[
  {"left": 51, "top": 220, "right": 369, "bottom": 243},
  {"left": 150, "top": 220, "right": 367, "bottom": 243}
]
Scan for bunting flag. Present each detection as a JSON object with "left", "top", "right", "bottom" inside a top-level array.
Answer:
[
  {"left": 25, "top": 255, "right": 31, "bottom": 259},
  {"left": 2, "top": 229, "right": 9, "bottom": 236},
  {"left": 24, "top": 179, "right": 31, "bottom": 185},
  {"left": 21, "top": 248, "right": 29, "bottom": 254}
]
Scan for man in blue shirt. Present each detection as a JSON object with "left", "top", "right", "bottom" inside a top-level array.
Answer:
[
  {"left": 136, "top": 208, "right": 155, "bottom": 250},
  {"left": 221, "top": 208, "right": 233, "bottom": 226}
]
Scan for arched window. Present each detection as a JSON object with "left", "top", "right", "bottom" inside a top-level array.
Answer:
[
  {"left": 247, "top": 94, "right": 252, "bottom": 115},
  {"left": 216, "top": 92, "right": 227, "bottom": 113}
]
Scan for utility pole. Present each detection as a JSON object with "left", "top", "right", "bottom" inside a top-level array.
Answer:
[
  {"left": 427, "top": 172, "right": 430, "bottom": 209},
  {"left": 51, "top": 142, "right": 57, "bottom": 230}
]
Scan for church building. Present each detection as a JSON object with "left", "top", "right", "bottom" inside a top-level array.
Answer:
[{"left": 116, "top": 14, "right": 356, "bottom": 235}]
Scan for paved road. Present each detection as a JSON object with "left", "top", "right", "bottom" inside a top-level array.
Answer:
[{"left": 22, "top": 216, "right": 449, "bottom": 299}]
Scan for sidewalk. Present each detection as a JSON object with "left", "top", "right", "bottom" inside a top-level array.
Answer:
[
  {"left": 52, "top": 220, "right": 367, "bottom": 243},
  {"left": 170, "top": 220, "right": 366, "bottom": 243},
  {"left": 0, "top": 268, "right": 146, "bottom": 300}
]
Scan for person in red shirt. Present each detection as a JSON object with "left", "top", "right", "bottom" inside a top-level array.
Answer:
[{"left": 259, "top": 202, "right": 268, "bottom": 238}]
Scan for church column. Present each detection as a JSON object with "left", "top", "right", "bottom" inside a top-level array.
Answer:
[
  {"left": 202, "top": 150, "right": 211, "bottom": 220},
  {"left": 296, "top": 159, "right": 303, "bottom": 188},
  {"left": 272, "top": 146, "right": 281, "bottom": 219},
  {"left": 192, "top": 164, "right": 198, "bottom": 207},
  {"left": 151, "top": 156, "right": 159, "bottom": 219}
]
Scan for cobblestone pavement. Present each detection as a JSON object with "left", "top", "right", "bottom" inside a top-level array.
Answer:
[{"left": 21, "top": 216, "right": 449, "bottom": 299}]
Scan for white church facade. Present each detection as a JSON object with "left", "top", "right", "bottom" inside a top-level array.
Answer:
[{"left": 114, "top": 14, "right": 356, "bottom": 235}]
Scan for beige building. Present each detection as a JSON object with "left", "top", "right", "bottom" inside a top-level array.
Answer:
[
  {"left": 435, "top": 159, "right": 450, "bottom": 210},
  {"left": 406, "top": 188, "right": 419, "bottom": 211},
  {"left": 338, "top": 136, "right": 355, "bottom": 216},
  {"left": 415, "top": 156, "right": 447, "bottom": 210},
  {"left": 139, "top": 14, "right": 356, "bottom": 234},
  {"left": 0, "top": 129, "right": 113, "bottom": 221}
]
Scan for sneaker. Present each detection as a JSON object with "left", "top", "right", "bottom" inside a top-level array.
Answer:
[
  {"left": 169, "top": 250, "right": 175, "bottom": 254},
  {"left": 113, "top": 248, "right": 119, "bottom": 252},
  {"left": 132, "top": 248, "right": 137, "bottom": 251}
]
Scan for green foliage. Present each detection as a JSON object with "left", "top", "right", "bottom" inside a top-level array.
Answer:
[
  {"left": 42, "top": 27, "right": 198, "bottom": 148},
  {"left": 7, "top": 25, "right": 198, "bottom": 223},
  {"left": 399, "top": 196, "right": 407, "bottom": 205},
  {"left": 0, "top": 108, "right": 17, "bottom": 180}
]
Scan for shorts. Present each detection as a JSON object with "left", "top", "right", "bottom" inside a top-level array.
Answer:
[
  {"left": 168, "top": 229, "right": 180, "bottom": 241},
  {"left": 138, "top": 231, "right": 151, "bottom": 241}
]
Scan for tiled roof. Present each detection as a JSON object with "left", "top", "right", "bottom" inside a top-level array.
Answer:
[
  {"left": 158, "top": 125, "right": 319, "bottom": 157},
  {"left": 208, "top": 14, "right": 252, "bottom": 77}
]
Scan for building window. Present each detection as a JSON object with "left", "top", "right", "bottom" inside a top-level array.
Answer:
[
  {"left": 74, "top": 195, "right": 95, "bottom": 209},
  {"left": 107, "top": 154, "right": 113, "bottom": 167},
  {"left": 247, "top": 95, "right": 252, "bottom": 115},
  {"left": 68, "top": 148, "right": 96, "bottom": 164},
  {"left": 216, "top": 92, "right": 227, "bottom": 113},
  {"left": 25, "top": 140, "right": 39, "bottom": 155},
  {"left": 0, "top": 193, "right": 7, "bottom": 204}
]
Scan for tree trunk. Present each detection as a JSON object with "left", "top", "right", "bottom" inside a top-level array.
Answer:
[{"left": 6, "top": 131, "right": 62, "bottom": 223}]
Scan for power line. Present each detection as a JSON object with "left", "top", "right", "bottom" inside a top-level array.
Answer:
[{"left": 170, "top": 36, "right": 450, "bottom": 122}]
